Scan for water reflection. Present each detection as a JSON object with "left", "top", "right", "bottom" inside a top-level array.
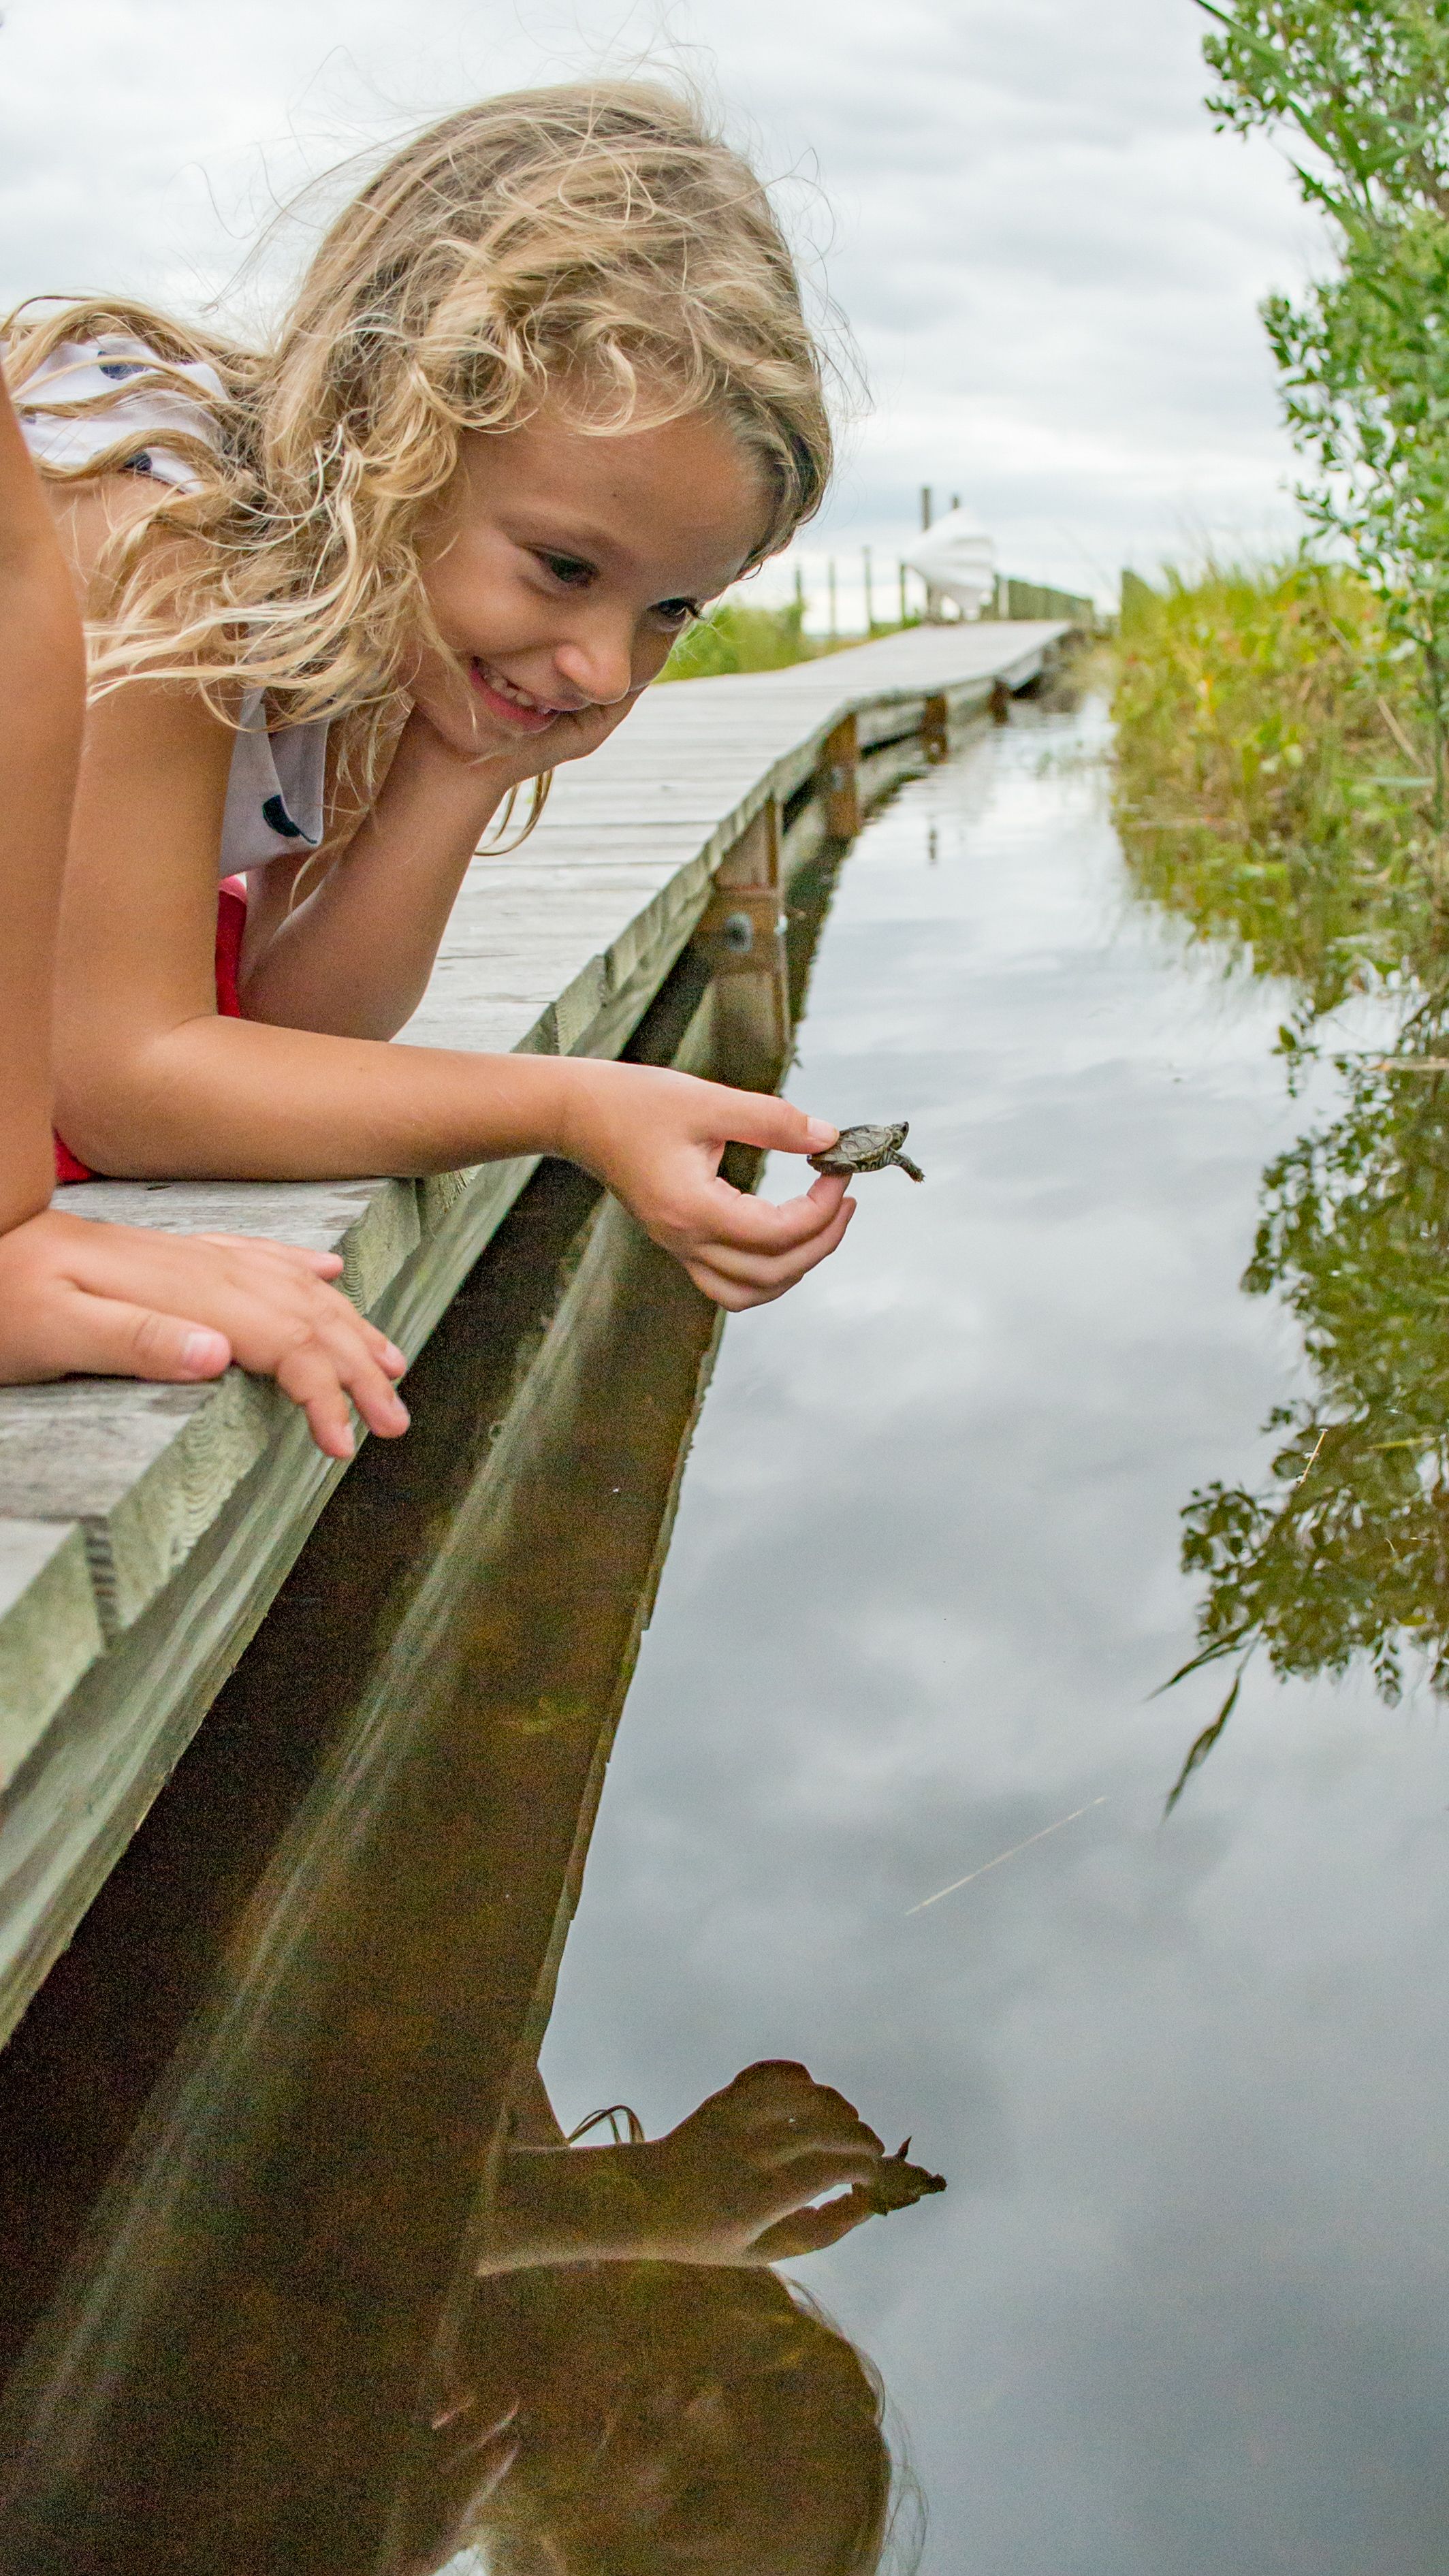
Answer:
[
  {"left": 541, "top": 706, "right": 1449, "bottom": 2576},
  {"left": 0, "top": 818, "right": 936, "bottom": 2574},
  {"left": 405, "top": 2060, "right": 933, "bottom": 2575},
  {"left": 1170, "top": 1002, "right": 1449, "bottom": 1794}
]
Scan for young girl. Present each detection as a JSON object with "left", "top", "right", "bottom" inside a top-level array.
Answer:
[
  {"left": 12, "top": 83, "right": 856, "bottom": 1312},
  {"left": 0, "top": 365, "right": 409, "bottom": 1459}
]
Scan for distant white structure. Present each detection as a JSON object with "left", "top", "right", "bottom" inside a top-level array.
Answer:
[{"left": 903, "top": 505, "right": 996, "bottom": 620}]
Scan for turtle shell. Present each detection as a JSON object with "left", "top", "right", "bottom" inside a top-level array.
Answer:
[{"left": 809, "top": 1122, "right": 912, "bottom": 1176}]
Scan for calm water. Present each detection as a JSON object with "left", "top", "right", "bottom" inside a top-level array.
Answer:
[{"left": 541, "top": 703, "right": 1449, "bottom": 2575}]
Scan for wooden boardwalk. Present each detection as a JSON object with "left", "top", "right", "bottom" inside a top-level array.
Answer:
[{"left": 0, "top": 618, "right": 1066, "bottom": 2045}]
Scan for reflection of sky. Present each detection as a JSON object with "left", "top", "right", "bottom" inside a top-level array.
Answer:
[{"left": 543, "top": 710, "right": 1449, "bottom": 2576}]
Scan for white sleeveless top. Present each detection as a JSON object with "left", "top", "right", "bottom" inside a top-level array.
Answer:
[{"left": 14, "top": 335, "right": 329, "bottom": 878}]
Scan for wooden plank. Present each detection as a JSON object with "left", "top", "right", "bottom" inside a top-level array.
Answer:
[
  {"left": 0, "top": 619, "right": 1068, "bottom": 2047},
  {"left": 0, "top": 1526, "right": 104, "bottom": 1787}
]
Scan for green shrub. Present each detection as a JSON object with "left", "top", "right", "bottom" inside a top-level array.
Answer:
[{"left": 1113, "top": 559, "right": 1445, "bottom": 1013}]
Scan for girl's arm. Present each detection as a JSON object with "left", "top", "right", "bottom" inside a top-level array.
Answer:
[
  {"left": 240, "top": 695, "right": 638, "bottom": 1040},
  {"left": 0, "top": 370, "right": 86, "bottom": 1232},
  {"left": 238, "top": 710, "right": 508, "bottom": 1040},
  {"left": 54, "top": 667, "right": 853, "bottom": 1309},
  {"left": 0, "top": 422, "right": 408, "bottom": 1455}
]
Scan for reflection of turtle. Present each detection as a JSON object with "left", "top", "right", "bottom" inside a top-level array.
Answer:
[
  {"left": 859, "top": 2139, "right": 946, "bottom": 2216},
  {"left": 808, "top": 1122, "right": 925, "bottom": 1183}
]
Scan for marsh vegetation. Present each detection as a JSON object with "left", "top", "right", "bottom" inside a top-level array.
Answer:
[{"left": 1115, "top": 570, "right": 1449, "bottom": 1787}]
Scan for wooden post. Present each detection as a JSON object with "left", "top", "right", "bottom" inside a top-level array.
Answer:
[
  {"left": 899, "top": 560, "right": 908, "bottom": 626},
  {"left": 920, "top": 484, "right": 942, "bottom": 624},
  {"left": 827, "top": 559, "right": 838, "bottom": 643},
  {"left": 863, "top": 544, "right": 874, "bottom": 635},
  {"left": 820, "top": 712, "right": 860, "bottom": 841},
  {"left": 690, "top": 799, "right": 789, "bottom": 1093},
  {"left": 921, "top": 692, "right": 950, "bottom": 765}
]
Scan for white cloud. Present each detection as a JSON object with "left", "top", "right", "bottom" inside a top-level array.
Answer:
[{"left": 0, "top": 0, "right": 1326, "bottom": 608}]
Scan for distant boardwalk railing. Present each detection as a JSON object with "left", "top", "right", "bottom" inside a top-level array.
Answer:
[
  {"left": 0, "top": 618, "right": 1071, "bottom": 2046},
  {"left": 989, "top": 575, "right": 1096, "bottom": 626}
]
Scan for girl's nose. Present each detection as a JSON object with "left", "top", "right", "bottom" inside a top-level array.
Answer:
[{"left": 552, "top": 620, "right": 635, "bottom": 708}]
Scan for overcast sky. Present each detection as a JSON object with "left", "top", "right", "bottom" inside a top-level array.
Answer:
[{"left": 0, "top": 0, "right": 1324, "bottom": 615}]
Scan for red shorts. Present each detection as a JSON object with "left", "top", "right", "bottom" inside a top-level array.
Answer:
[{"left": 53, "top": 878, "right": 249, "bottom": 1186}]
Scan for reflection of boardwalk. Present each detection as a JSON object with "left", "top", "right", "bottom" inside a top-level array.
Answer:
[
  {"left": 0, "top": 620, "right": 1068, "bottom": 2047},
  {"left": 0, "top": 1168, "right": 733, "bottom": 2569}
]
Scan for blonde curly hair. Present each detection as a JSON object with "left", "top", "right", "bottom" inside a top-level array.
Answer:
[{"left": 4, "top": 80, "right": 835, "bottom": 807}]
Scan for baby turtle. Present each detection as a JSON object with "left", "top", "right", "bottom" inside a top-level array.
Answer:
[
  {"left": 808, "top": 1121, "right": 925, "bottom": 1184},
  {"left": 859, "top": 2139, "right": 947, "bottom": 2216}
]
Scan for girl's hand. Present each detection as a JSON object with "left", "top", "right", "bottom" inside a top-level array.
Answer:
[
  {"left": 558, "top": 1062, "right": 854, "bottom": 1309},
  {"left": 620, "top": 2060, "right": 889, "bottom": 2267},
  {"left": 496, "top": 684, "right": 648, "bottom": 788},
  {"left": 404, "top": 670, "right": 648, "bottom": 804},
  {"left": 0, "top": 1211, "right": 409, "bottom": 1461}
]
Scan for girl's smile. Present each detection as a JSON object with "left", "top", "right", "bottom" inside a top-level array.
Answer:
[{"left": 466, "top": 657, "right": 576, "bottom": 734}]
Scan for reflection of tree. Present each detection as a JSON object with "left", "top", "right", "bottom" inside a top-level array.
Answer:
[{"left": 1168, "top": 1004, "right": 1449, "bottom": 1803}]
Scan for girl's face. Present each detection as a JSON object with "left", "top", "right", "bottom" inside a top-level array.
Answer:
[{"left": 413, "top": 404, "right": 768, "bottom": 758}]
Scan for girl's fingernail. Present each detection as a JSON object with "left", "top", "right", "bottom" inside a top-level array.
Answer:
[
  {"left": 804, "top": 1119, "right": 838, "bottom": 1147},
  {"left": 385, "top": 1343, "right": 406, "bottom": 1371},
  {"left": 181, "top": 1329, "right": 227, "bottom": 1373}
]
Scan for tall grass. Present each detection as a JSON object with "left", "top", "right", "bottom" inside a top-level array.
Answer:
[
  {"left": 1113, "top": 561, "right": 1448, "bottom": 1013},
  {"left": 660, "top": 594, "right": 922, "bottom": 680},
  {"left": 660, "top": 596, "right": 825, "bottom": 680}
]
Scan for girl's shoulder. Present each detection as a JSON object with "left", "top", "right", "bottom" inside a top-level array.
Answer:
[
  {"left": 12, "top": 333, "right": 226, "bottom": 493},
  {"left": 48, "top": 471, "right": 169, "bottom": 596},
  {"left": 13, "top": 329, "right": 228, "bottom": 606}
]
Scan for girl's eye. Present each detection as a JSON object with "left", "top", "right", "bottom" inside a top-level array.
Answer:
[
  {"left": 537, "top": 552, "right": 594, "bottom": 589},
  {"left": 652, "top": 599, "right": 699, "bottom": 631}
]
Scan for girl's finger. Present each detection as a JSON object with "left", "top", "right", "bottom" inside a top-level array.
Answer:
[
  {"left": 186, "top": 1271, "right": 409, "bottom": 1390},
  {"left": 267, "top": 1337, "right": 410, "bottom": 1453},
  {"left": 196, "top": 1233, "right": 345, "bottom": 1278},
  {"left": 750, "top": 2191, "right": 879, "bottom": 2261},
  {"left": 692, "top": 1088, "right": 839, "bottom": 1162},
  {"left": 316, "top": 1339, "right": 411, "bottom": 1439},
  {"left": 262, "top": 1345, "right": 358, "bottom": 1459},
  {"left": 688, "top": 1197, "right": 855, "bottom": 1295},
  {"left": 746, "top": 2147, "right": 885, "bottom": 2207},
  {"left": 683, "top": 1169, "right": 849, "bottom": 1257},
  {"left": 683, "top": 1256, "right": 767, "bottom": 1311},
  {"left": 724, "top": 2064, "right": 864, "bottom": 2129},
  {"left": 52, "top": 1292, "right": 233, "bottom": 1384},
  {"left": 752, "top": 2113, "right": 885, "bottom": 2168},
  {"left": 720, "top": 2061, "right": 819, "bottom": 2108}
]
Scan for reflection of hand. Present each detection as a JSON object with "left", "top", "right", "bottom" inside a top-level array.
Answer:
[
  {"left": 482, "top": 2060, "right": 934, "bottom": 2276},
  {"left": 641, "top": 2059, "right": 889, "bottom": 2264}
]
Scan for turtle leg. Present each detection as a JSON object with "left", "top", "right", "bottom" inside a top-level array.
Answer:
[{"left": 891, "top": 1150, "right": 925, "bottom": 1183}]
